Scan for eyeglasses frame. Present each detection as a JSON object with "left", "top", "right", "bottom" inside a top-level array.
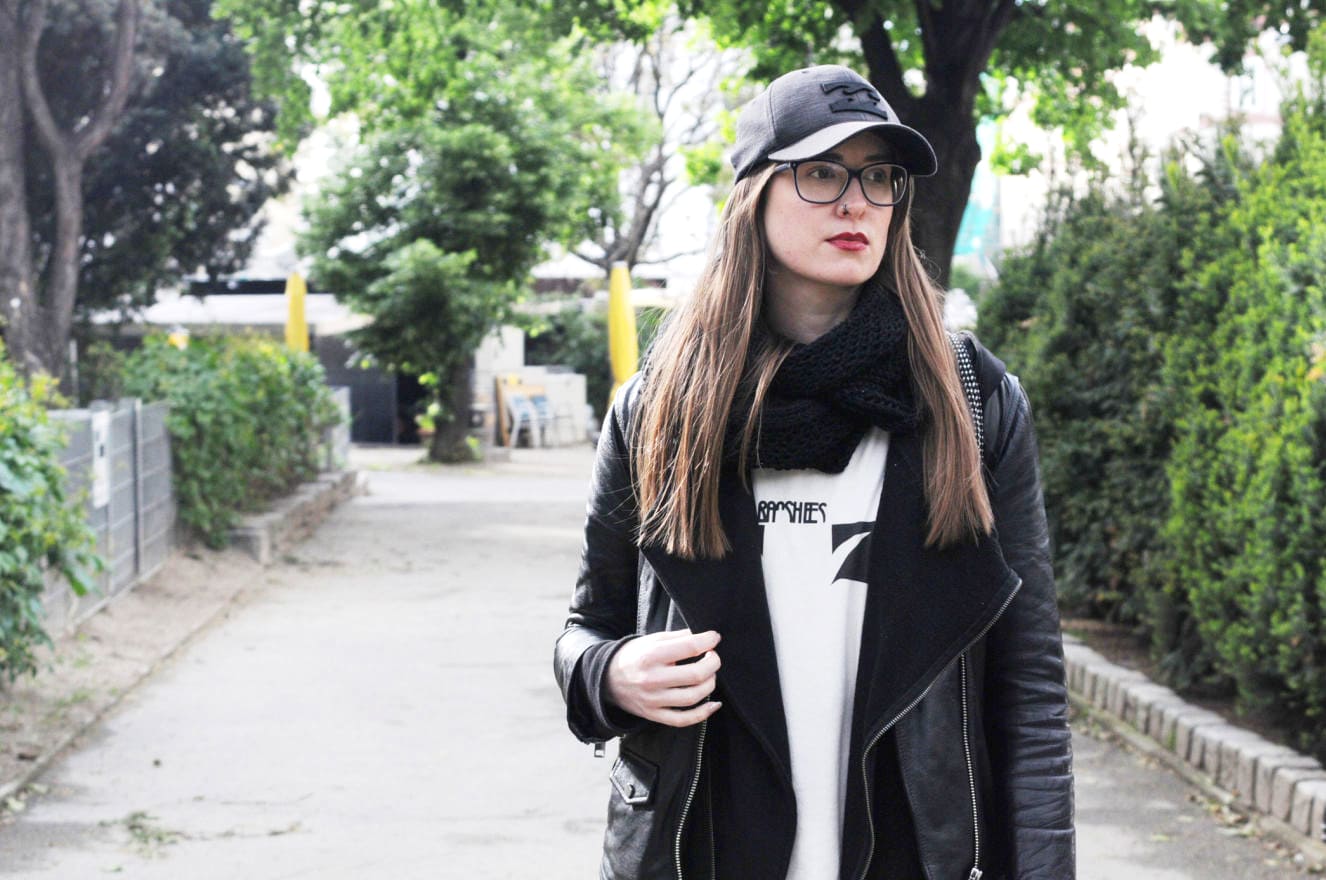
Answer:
[{"left": 772, "top": 159, "right": 910, "bottom": 207}]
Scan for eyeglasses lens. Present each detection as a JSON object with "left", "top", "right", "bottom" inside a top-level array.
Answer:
[{"left": 793, "top": 161, "right": 906, "bottom": 206}]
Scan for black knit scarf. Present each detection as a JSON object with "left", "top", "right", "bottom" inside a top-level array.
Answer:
[{"left": 726, "top": 278, "right": 919, "bottom": 473}]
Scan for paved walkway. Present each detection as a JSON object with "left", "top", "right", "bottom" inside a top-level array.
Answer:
[{"left": 0, "top": 446, "right": 1310, "bottom": 877}]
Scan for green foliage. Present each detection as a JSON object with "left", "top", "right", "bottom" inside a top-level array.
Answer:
[
  {"left": 294, "top": 4, "right": 649, "bottom": 460},
  {"left": 29, "top": 0, "right": 288, "bottom": 318},
  {"left": 214, "top": 0, "right": 654, "bottom": 146},
  {"left": 120, "top": 335, "right": 340, "bottom": 548},
  {"left": 0, "top": 342, "right": 101, "bottom": 682},
  {"left": 980, "top": 38, "right": 1326, "bottom": 758},
  {"left": 1157, "top": 72, "right": 1326, "bottom": 750},
  {"left": 523, "top": 304, "right": 667, "bottom": 421},
  {"left": 978, "top": 153, "right": 1239, "bottom": 621}
]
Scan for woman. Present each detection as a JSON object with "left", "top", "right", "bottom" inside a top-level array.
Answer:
[{"left": 554, "top": 64, "right": 1074, "bottom": 880}]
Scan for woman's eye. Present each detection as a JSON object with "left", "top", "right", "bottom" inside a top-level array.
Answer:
[
  {"left": 863, "top": 169, "right": 891, "bottom": 184},
  {"left": 806, "top": 165, "right": 842, "bottom": 181}
]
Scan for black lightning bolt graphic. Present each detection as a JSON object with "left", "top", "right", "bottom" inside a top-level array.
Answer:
[{"left": 831, "top": 521, "right": 874, "bottom": 585}]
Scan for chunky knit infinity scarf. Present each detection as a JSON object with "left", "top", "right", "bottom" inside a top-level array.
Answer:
[{"left": 726, "top": 278, "right": 919, "bottom": 473}]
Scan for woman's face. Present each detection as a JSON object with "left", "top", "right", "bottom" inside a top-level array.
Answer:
[{"left": 760, "top": 131, "right": 896, "bottom": 303}]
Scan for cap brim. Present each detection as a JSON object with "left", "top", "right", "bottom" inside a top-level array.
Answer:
[{"left": 767, "top": 120, "right": 938, "bottom": 177}]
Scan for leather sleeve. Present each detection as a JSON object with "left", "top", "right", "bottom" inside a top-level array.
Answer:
[
  {"left": 553, "top": 377, "right": 650, "bottom": 743},
  {"left": 983, "top": 373, "right": 1077, "bottom": 878}
]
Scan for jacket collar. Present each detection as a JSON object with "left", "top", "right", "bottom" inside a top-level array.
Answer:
[{"left": 640, "top": 430, "right": 1019, "bottom": 785}]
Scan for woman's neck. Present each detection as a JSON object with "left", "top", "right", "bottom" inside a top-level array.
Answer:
[{"left": 764, "top": 278, "right": 862, "bottom": 344}]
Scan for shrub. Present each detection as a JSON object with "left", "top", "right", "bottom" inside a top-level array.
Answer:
[
  {"left": 0, "top": 341, "right": 100, "bottom": 681},
  {"left": 523, "top": 304, "right": 667, "bottom": 422},
  {"left": 1157, "top": 83, "right": 1326, "bottom": 753},
  {"left": 977, "top": 151, "right": 1240, "bottom": 622},
  {"left": 121, "top": 334, "right": 341, "bottom": 548}
]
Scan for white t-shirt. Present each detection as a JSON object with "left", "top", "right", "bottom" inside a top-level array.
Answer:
[{"left": 753, "top": 427, "right": 889, "bottom": 880}]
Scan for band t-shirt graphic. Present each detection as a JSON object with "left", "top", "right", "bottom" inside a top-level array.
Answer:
[{"left": 753, "top": 427, "right": 889, "bottom": 880}]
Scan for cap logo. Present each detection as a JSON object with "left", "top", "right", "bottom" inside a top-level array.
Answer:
[{"left": 820, "top": 80, "right": 890, "bottom": 120}]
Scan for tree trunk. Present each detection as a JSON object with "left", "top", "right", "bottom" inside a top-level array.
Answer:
[
  {"left": 905, "top": 98, "right": 982, "bottom": 288},
  {"left": 0, "top": 2, "right": 40, "bottom": 373},
  {"left": 13, "top": 0, "right": 140, "bottom": 381},
  {"left": 427, "top": 362, "right": 476, "bottom": 463},
  {"left": 40, "top": 151, "right": 86, "bottom": 382}
]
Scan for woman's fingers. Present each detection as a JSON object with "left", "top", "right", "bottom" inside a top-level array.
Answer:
[
  {"left": 654, "top": 699, "right": 723, "bottom": 728},
  {"left": 646, "top": 675, "right": 717, "bottom": 710},
  {"left": 605, "top": 628, "right": 724, "bottom": 727},
  {"left": 649, "top": 629, "right": 721, "bottom": 665},
  {"left": 649, "top": 649, "right": 721, "bottom": 688}
]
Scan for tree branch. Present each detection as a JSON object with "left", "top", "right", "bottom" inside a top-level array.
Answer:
[
  {"left": 859, "top": 14, "right": 917, "bottom": 117},
  {"left": 914, "top": 0, "right": 941, "bottom": 65},
  {"left": 76, "top": 0, "right": 140, "bottom": 158},
  {"left": 974, "top": 0, "right": 1019, "bottom": 69},
  {"left": 20, "top": 0, "right": 140, "bottom": 163},
  {"left": 18, "top": 0, "right": 65, "bottom": 162},
  {"left": 633, "top": 246, "right": 708, "bottom": 267}
]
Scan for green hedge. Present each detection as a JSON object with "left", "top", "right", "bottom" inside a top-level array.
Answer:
[
  {"left": 0, "top": 342, "right": 100, "bottom": 681},
  {"left": 978, "top": 152, "right": 1243, "bottom": 621},
  {"left": 978, "top": 56, "right": 1326, "bottom": 757},
  {"left": 1157, "top": 89, "right": 1326, "bottom": 738},
  {"left": 121, "top": 334, "right": 341, "bottom": 548}
]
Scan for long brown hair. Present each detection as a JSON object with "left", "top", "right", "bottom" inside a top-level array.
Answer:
[{"left": 633, "top": 163, "right": 992, "bottom": 560}]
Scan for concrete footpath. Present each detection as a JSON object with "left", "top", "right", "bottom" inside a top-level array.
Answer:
[{"left": 0, "top": 445, "right": 1314, "bottom": 878}]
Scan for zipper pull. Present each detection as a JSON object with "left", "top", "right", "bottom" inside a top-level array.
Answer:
[
  {"left": 593, "top": 741, "right": 606, "bottom": 758},
  {"left": 968, "top": 869, "right": 983, "bottom": 880}
]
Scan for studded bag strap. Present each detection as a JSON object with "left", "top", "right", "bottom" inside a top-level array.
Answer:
[{"left": 948, "top": 330, "right": 984, "bottom": 461}]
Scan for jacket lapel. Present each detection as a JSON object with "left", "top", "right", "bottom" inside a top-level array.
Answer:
[
  {"left": 637, "top": 431, "right": 1020, "bottom": 791},
  {"left": 640, "top": 470, "right": 793, "bottom": 787},
  {"left": 854, "top": 430, "right": 1020, "bottom": 738}
]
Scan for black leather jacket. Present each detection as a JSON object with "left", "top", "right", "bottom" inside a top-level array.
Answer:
[{"left": 554, "top": 339, "right": 1075, "bottom": 880}]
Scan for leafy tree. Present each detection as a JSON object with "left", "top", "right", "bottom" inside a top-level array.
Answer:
[
  {"left": 296, "top": 9, "right": 647, "bottom": 461},
  {"left": 0, "top": 0, "right": 287, "bottom": 381},
  {"left": 574, "top": 14, "right": 744, "bottom": 278},
  {"left": 29, "top": 0, "right": 290, "bottom": 323},
  {"left": 651, "top": 0, "right": 1326, "bottom": 284},
  {"left": 1, "top": 0, "right": 139, "bottom": 379}
]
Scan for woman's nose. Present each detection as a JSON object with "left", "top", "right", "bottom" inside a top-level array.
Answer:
[{"left": 837, "top": 182, "right": 869, "bottom": 216}]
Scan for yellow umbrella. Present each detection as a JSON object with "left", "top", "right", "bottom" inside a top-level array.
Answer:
[
  {"left": 284, "top": 271, "right": 309, "bottom": 352},
  {"left": 607, "top": 261, "right": 638, "bottom": 408}
]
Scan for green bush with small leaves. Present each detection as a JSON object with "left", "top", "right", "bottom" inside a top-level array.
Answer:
[
  {"left": 1157, "top": 77, "right": 1326, "bottom": 750},
  {"left": 979, "top": 38, "right": 1326, "bottom": 759},
  {"left": 978, "top": 145, "right": 1243, "bottom": 622},
  {"left": 121, "top": 334, "right": 341, "bottom": 548},
  {"left": 0, "top": 341, "right": 101, "bottom": 681}
]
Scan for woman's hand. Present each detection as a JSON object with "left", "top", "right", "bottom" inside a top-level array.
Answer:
[{"left": 606, "top": 629, "right": 723, "bottom": 727}]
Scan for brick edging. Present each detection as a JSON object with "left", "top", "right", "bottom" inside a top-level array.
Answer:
[
  {"left": 228, "top": 471, "right": 361, "bottom": 564},
  {"left": 1064, "top": 634, "right": 1326, "bottom": 864}
]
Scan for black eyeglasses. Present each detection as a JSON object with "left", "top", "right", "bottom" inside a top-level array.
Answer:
[{"left": 773, "top": 160, "right": 910, "bottom": 207}]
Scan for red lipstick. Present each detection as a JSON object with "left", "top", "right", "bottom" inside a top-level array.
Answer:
[{"left": 828, "top": 232, "right": 869, "bottom": 251}]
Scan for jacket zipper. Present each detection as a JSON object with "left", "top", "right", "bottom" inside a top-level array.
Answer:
[
  {"left": 675, "top": 717, "right": 710, "bottom": 880},
  {"left": 855, "top": 579, "right": 1021, "bottom": 880},
  {"left": 960, "top": 653, "right": 982, "bottom": 880}
]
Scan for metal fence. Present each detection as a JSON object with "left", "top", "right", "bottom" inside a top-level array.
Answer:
[
  {"left": 43, "top": 400, "right": 176, "bottom": 633},
  {"left": 40, "top": 387, "right": 351, "bottom": 632}
]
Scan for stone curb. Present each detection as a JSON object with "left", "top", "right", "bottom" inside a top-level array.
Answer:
[
  {"left": 1064, "top": 635, "right": 1326, "bottom": 867},
  {"left": 0, "top": 470, "right": 360, "bottom": 808},
  {"left": 228, "top": 471, "right": 362, "bottom": 564}
]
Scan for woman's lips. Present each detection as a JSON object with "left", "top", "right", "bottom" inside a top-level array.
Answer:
[{"left": 828, "top": 232, "right": 869, "bottom": 251}]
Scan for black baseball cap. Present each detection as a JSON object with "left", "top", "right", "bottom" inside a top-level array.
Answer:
[{"left": 730, "top": 65, "right": 938, "bottom": 181}]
